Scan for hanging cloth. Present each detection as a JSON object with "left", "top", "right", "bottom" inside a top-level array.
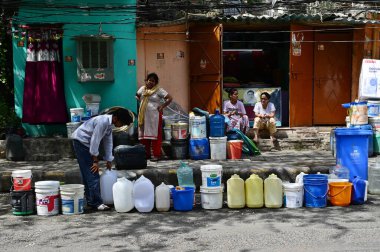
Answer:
[{"left": 22, "top": 29, "right": 68, "bottom": 124}]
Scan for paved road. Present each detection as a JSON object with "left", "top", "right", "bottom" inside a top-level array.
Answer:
[{"left": 1, "top": 193, "right": 379, "bottom": 252}]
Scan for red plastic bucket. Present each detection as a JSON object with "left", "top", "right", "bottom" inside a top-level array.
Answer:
[
  {"left": 12, "top": 170, "right": 32, "bottom": 191},
  {"left": 227, "top": 140, "right": 243, "bottom": 159}
]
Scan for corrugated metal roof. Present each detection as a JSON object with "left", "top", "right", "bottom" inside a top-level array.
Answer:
[{"left": 190, "top": 13, "right": 380, "bottom": 25}]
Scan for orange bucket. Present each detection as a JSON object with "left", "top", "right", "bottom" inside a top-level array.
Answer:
[
  {"left": 227, "top": 140, "right": 243, "bottom": 159},
  {"left": 328, "top": 182, "right": 352, "bottom": 206}
]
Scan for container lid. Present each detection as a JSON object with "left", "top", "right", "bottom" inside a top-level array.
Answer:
[
  {"left": 228, "top": 140, "right": 243, "bottom": 143},
  {"left": 12, "top": 170, "right": 32, "bottom": 177},
  {"left": 351, "top": 101, "right": 368, "bottom": 105},
  {"left": 328, "top": 178, "right": 349, "bottom": 183},
  {"left": 200, "top": 185, "right": 223, "bottom": 193},
  {"left": 283, "top": 182, "right": 303, "bottom": 189},
  {"left": 200, "top": 164, "right": 223, "bottom": 171},
  {"left": 334, "top": 128, "right": 372, "bottom": 136},
  {"left": 209, "top": 136, "right": 227, "bottom": 140},
  {"left": 35, "top": 180, "right": 60, "bottom": 189},
  {"left": 367, "top": 100, "right": 380, "bottom": 104},
  {"left": 70, "top": 107, "right": 84, "bottom": 111}
]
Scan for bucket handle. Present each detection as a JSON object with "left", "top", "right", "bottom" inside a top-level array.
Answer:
[
  {"left": 328, "top": 185, "right": 350, "bottom": 198},
  {"left": 304, "top": 186, "right": 328, "bottom": 199}
]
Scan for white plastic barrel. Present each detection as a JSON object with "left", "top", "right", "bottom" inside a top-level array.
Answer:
[
  {"left": 155, "top": 182, "right": 170, "bottom": 212},
  {"left": 100, "top": 169, "right": 118, "bottom": 205},
  {"left": 209, "top": 136, "right": 227, "bottom": 160},
  {"left": 60, "top": 184, "right": 85, "bottom": 215},
  {"left": 35, "top": 181, "right": 60, "bottom": 216},
  {"left": 133, "top": 175, "right": 154, "bottom": 213}
]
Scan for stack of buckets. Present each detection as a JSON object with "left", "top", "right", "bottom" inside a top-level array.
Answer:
[
  {"left": 10, "top": 170, "right": 35, "bottom": 215},
  {"left": 67, "top": 108, "right": 83, "bottom": 138},
  {"left": 209, "top": 109, "right": 227, "bottom": 160},
  {"left": 368, "top": 100, "right": 380, "bottom": 154},
  {"left": 189, "top": 115, "right": 210, "bottom": 160},
  {"left": 200, "top": 165, "right": 223, "bottom": 209}
]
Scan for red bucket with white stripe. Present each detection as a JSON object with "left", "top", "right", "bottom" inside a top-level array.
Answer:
[{"left": 12, "top": 170, "right": 32, "bottom": 191}]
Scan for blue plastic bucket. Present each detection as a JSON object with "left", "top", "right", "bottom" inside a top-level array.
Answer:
[
  {"left": 303, "top": 174, "right": 328, "bottom": 208},
  {"left": 351, "top": 176, "right": 367, "bottom": 205},
  {"left": 171, "top": 187, "right": 195, "bottom": 211},
  {"left": 335, "top": 128, "right": 372, "bottom": 181},
  {"left": 189, "top": 138, "right": 210, "bottom": 160}
]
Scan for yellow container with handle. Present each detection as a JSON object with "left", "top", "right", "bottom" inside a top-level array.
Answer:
[{"left": 245, "top": 174, "right": 264, "bottom": 208}]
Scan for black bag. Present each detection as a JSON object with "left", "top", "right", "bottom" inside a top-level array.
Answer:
[{"left": 114, "top": 144, "right": 147, "bottom": 170}]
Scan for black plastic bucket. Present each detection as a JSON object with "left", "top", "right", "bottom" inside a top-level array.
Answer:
[
  {"left": 171, "top": 139, "right": 188, "bottom": 160},
  {"left": 10, "top": 189, "right": 35, "bottom": 215}
]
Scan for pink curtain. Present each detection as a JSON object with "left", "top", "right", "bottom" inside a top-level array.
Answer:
[{"left": 22, "top": 30, "right": 68, "bottom": 124}]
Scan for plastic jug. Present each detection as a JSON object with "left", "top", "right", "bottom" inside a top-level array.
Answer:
[
  {"left": 177, "top": 161, "right": 194, "bottom": 187},
  {"left": 227, "top": 174, "right": 245, "bottom": 208},
  {"left": 295, "top": 172, "right": 307, "bottom": 184},
  {"left": 351, "top": 176, "right": 367, "bottom": 205},
  {"left": 329, "top": 163, "right": 350, "bottom": 181},
  {"left": 209, "top": 109, "right": 225, "bottom": 137},
  {"left": 245, "top": 174, "right": 264, "bottom": 208},
  {"left": 369, "top": 157, "right": 380, "bottom": 194},
  {"left": 112, "top": 177, "right": 134, "bottom": 213},
  {"left": 155, "top": 182, "right": 170, "bottom": 212},
  {"left": 100, "top": 169, "right": 118, "bottom": 205},
  {"left": 133, "top": 175, "right": 154, "bottom": 213},
  {"left": 264, "top": 174, "right": 283, "bottom": 208}
]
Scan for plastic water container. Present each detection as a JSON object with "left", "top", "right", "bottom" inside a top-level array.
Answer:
[
  {"left": 368, "top": 157, "right": 380, "bottom": 194},
  {"left": 66, "top": 122, "right": 82, "bottom": 139},
  {"left": 329, "top": 164, "right": 350, "bottom": 181},
  {"left": 245, "top": 174, "right": 264, "bottom": 208},
  {"left": 133, "top": 175, "right": 154, "bottom": 213},
  {"left": 303, "top": 174, "right": 328, "bottom": 208},
  {"left": 155, "top": 182, "right": 170, "bottom": 212},
  {"left": 12, "top": 170, "right": 32, "bottom": 191},
  {"left": 35, "top": 181, "right": 60, "bottom": 216},
  {"left": 227, "top": 174, "right": 245, "bottom": 208},
  {"left": 200, "top": 186, "right": 223, "bottom": 210},
  {"left": 209, "top": 109, "right": 225, "bottom": 137},
  {"left": 60, "top": 184, "right": 85, "bottom": 215},
  {"left": 85, "top": 102, "right": 100, "bottom": 116},
  {"left": 100, "top": 169, "right": 118, "bottom": 205},
  {"left": 295, "top": 172, "right": 307, "bottom": 184},
  {"left": 351, "top": 176, "right": 367, "bottom": 205},
  {"left": 200, "top": 164, "right": 222, "bottom": 188},
  {"left": 171, "top": 187, "right": 195, "bottom": 211},
  {"left": 209, "top": 136, "right": 227, "bottom": 160},
  {"left": 177, "top": 162, "right": 194, "bottom": 187},
  {"left": 10, "top": 189, "right": 35, "bottom": 216},
  {"left": 283, "top": 183, "right": 303, "bottom": 208},
  {"left": 189, "top": 116, "right": 207, "bottom": 139},
  {"left": 367, "top": 100, "right": 380, "bottom": 117},
  {"left": 264, "top": 174, "right": 283, "bottom": 208},
  {"left": 189, "top": 138, "right": 210, "bottom": 160},
  {"left": 335, "top": 128, "right": 372, "bottom": 181},
  {"left": 113, "top": 177, "right": 134, "bottom": 213},
  {"left": 70, "top": 108, "right": 84, "bottom": 122}
]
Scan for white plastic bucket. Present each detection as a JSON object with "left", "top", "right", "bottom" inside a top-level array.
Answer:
[
  {"left": 200, "top": 186, "right": 223, "bottom": 209},
  {"left": 163, "top": 126, "right": 171, "bottom": 141},
  {"left": 171, "top": 122, "right": 188, "bottom": 140},
  {"left": 11, "top": 170, "right": 32, "bottom": 191},
  {"left": 70, "top": 108, "right": 84, "bottom": 122},
  {"left": 60, "top": 184, "right": 85, "bottom": 215},
  {"left": 86, "top": 102, "right": 100, "bottom": 116},
  {"left": 189, "top": 116, "right": 207, "bottom": 139},
  {"left": 66, "top": 122, "right": 82, "bottom": 139},
  {"left": 35, "top": 181, "right": 60, "bottom": 216},
  {"left": 368, "top": 100, "right": 380, "bottom": 117},
  {"left": 200, "top": 164, "right": 223, "bottom": 187},
  {"left": 209, "top": 136, "right": 227, "bottom": 160},
  {"left": 369, "top": 117, "right": 380, "bottom": 132},
  {"left": 283, "top": 183, "right": 303, "bottom": 208}
]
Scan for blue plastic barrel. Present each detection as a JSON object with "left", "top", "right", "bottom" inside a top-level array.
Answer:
[
  {"left": 189, "top": 138, "right": 210, "bottom": 160},
  {"left": 303, "top": 174, "right": 328, "bottom": 208},
  {"left": 335, "top": 128, "right": 372, "bottom": 181},
  {"left": 171, "top": 187, "right": 195, "bottom": 211},
  {"left": 209, "top": 109, "right": 225, "bottom": 137},
  {"left": 351, "top": 176, "right": 366, "bottom": 204}
]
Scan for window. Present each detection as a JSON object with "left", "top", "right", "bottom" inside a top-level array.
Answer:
[{"left": 75, "top": 35, "right": 114, "bottom": 82}]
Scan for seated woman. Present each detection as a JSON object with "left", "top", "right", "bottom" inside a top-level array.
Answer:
[
  {"left": 253, "top": 92, "right": 277, "bottom": 143},
  {"left": 223, "top": 88, "right": 249, "bottom": 134}
]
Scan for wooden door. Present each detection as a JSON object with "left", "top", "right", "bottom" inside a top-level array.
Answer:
[
  {"left": 189, "top": 24, "right": 222, "bottom": 112},
  {"left": 289, "top": 25, "right": 314, "bottom": 126},
  {"left": 313, "top": 32, "right": 352, "bottom": 125}
]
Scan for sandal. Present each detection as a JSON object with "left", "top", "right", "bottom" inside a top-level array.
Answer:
[{"left": 97, "top": 204, "right": 111, "bottom": 211}]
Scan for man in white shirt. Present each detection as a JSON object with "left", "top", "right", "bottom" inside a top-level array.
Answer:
[
  {"left": 253, "top": 92, "right": 277, "bottom": 143},
  {"left": 72, "top": 108, "right": 132, "bottom": 211}
]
